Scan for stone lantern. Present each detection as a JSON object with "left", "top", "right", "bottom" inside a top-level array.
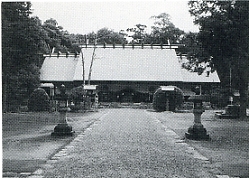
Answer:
[
  {"left": 51, "top": 84, "right": 74, "bottom": 136},
  {"left": 185, "top": 94, "right": 210, "bottom": 140}
]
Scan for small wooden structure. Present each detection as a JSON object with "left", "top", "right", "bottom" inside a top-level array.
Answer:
[
  {"left": 83, "top": 85, "right": 98, "bottom": 110},
  {"left": 153, "top": 86, "right": 184, "bottom": 112}
]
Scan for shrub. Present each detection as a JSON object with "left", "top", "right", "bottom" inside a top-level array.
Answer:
[
  {"left": 28, "top": 88, "right": 50, "bottom": 112},
  {"left": 153, "top": 86, "right": 184, "bottom": 112},
  {"left": 70, "top": 86, "right": 84, "bottom": 104}
]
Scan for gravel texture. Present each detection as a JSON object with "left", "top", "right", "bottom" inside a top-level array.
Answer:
[{"left": 43, "top": 109, "right": 215, "bottom": 178}]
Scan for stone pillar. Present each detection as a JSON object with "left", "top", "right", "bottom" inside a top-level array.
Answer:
[
  {"left": 166, "top": 98, "right": 170, "bottom": 111},
  {"left": 185, "top": 96, "right": 210, "bottom": 140},
  {"left": 60, "top": 111, "right": 67, "bottom": 123}
]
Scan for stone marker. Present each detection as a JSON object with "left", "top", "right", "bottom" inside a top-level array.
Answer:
[
  {"left": 185, "top": 95, "right": 210, "bottom": 141},
  {"left": 51, "top": 84, "right": 74, "bottom": 136}
]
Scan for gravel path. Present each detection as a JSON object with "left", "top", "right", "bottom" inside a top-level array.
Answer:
[{"left": 42, "top": 109, "right": 215, "bottom": 178}]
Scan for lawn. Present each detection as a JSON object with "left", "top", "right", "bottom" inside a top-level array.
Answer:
[{"left": 2, "top": 112, "right": 59, "bottom": 138}]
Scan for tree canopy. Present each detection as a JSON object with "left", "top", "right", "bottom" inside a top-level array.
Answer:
[
  {"left": 2, "top": 2, "right": 47, "bottom": 111},
  {"left": 187, "top": 1, "right": 249, "bottom": 118},
  {"left": 150, "top": 13, "right": 184, "bottom": 44},
  {"left": 42, "top": 18, "right": 73, "bottom": 53}
]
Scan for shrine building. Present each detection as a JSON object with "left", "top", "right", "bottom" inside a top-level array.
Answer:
[{"left": 40, "top": 44, "right": 220, "bottom": 103}]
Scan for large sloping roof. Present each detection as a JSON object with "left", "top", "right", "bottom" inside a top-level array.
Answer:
[
  {"left": 181, "top": 68, "right": 220, "bottom": 83},
  {"left": 178, "top": 56, "right": 220, "bottom": 83},
  {"left": 40, "top": 47, "right": 220, "bottom": 83},
  {"left": 40, "top": 55, "right": 78, "bottom": 81},
  {"left": 73, "top": 47, "right": 183, "bottom": 81}
]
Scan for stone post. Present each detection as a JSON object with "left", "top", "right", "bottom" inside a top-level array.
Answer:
[
  {"left": 51, "top": 84, "right": 74, "bottom": 136},
  {"left": 185, "top": 95, "right": 210, "bottom": 140}
]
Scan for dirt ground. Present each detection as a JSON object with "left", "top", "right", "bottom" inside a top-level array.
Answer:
[
  {"left": 2, "top": 109, "right": 249, "bottom": 177},
  {"left": 153, "top": 110, "right": 249, "bottom": 178},
  {"left": 2, "top": 111, "right": 106, "bottom": 173}
]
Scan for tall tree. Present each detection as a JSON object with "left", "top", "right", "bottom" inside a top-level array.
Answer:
[
  {"left": 42, "top": 18, "right": 72, "bottom": 53},
  {"left": 126, "top": 14, "right": 185, "bottom": 45},
  {"left": 180, "top": 32, "right": 211, "bottom": 74},
  {"left": 188, "top": 1, "right": 249, "bottom": 119},
  {"left": 150, "top": 13, "right": 184, "bottom": 44},
  {"left": 127, "top": 24, "right": 147, "bottom": 44},
  {"left": 96, "top": 28, "right": 127, "bottom": 44},
  {"left": 2, "top": 2, "right": 47, "bottom": 111}
]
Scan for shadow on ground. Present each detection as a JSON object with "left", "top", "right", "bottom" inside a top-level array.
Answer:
[{"left": 2, "top": 111, "right": 105, "bottom": 173}]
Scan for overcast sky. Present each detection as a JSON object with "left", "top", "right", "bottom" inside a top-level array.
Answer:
[{"left": 31, "top": 0, "right": 199, "bottom": 35}]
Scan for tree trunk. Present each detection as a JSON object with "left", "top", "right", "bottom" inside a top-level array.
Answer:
[
  {"left": 239, "top": 82, "right": 248, "bottom": 119},
  {"left": 2, "top": 81, "right": 8, "bottom": 112},
  {"left": 238, "top": 56, "right": 249, "bottom": 120},
  {"left": 2, "top": 75, "right": 9, "bottom": 112}
]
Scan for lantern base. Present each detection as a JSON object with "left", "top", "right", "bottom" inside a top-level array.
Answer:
[
  {"left": 185, "top": 124, "right": 210, "bottom": 141},
  {"left": 51, "top": 123, "right": 74, "bottom": 136}
]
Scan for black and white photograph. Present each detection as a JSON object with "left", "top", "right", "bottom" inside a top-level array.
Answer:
[{"left": 2, "top": 1, "right": 249, "bottom": 177}]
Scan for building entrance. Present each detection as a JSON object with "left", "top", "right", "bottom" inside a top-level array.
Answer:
[{"left": 119, "top": 88, "right": 135, "bottom": 103}]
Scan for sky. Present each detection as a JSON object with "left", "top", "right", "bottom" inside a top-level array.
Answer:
[{"left": 31, "top": 0, "right": 199, "bottom": 35}]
